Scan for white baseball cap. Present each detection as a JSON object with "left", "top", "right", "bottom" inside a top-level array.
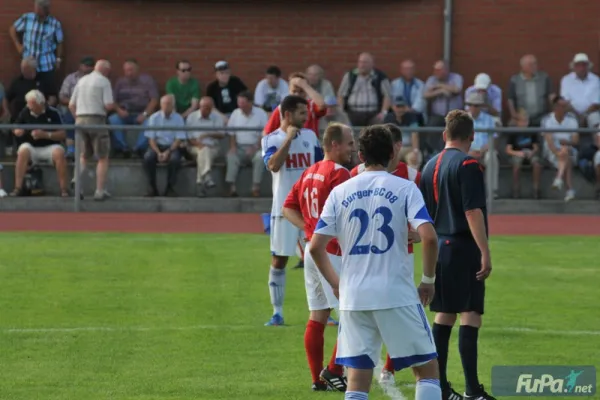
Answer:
[
  {"left": 474, "top": 73, "right": 491, "bottom": 90},
  {"left": 570, "top": 53, "right": 593, "bottom": 68}
]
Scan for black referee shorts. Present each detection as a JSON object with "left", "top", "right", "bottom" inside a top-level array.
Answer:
[{"left": 430, "top": 235, "right": 485, "bottom": 315}]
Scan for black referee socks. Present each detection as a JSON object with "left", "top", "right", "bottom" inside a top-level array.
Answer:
[
  {"left": 432, "top": 323, "right": 453, "bottom": 390},
  {"left": 459, "top": 325, "right": 481, "bottom": 396}
]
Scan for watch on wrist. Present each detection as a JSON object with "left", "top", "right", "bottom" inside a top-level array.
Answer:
[{"left": 142, "top": 111, "right": 148, "bottom": 117}]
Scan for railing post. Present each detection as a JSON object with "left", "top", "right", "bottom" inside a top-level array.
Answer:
[
  {"left": 486, "top": 132, "right": 494, "bottom": 214},
  {"left": 74, "top": 130, "right": 81, "bottom": 212}
]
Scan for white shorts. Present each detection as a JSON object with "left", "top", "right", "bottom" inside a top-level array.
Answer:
[
  {"left": 336, "top": 305, "right": 437, "bottom": 371},
  {"left": 304, "top": 242, "right": 340, "bottom": 311},
  {"left": 544, "top": 146, "right": 578, "bottom": 169},
  {"left": 18, "top": 143, "right": 63, "bottom": 164},
  {"left": 270, "top": 215, "right": 303, "bottom": 257}
]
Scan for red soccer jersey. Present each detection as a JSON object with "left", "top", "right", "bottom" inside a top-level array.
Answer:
[
  {"left": 350, "top": 161, "right": 422, "bottom": 253},
  {"left": 263, "top": 99, "right": 326, "bottom": 137},
  {"left": 283, "top": 160, "right": 351, "bottom": 256}
]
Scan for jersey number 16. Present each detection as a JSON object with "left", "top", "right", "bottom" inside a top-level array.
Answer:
[{"left": 303, "top": 187, "right": 319, "bottom": 219}]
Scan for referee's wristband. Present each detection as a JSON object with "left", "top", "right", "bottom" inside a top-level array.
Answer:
[{"left": 421, "top": 275, "right": 435, "bottom": 284}]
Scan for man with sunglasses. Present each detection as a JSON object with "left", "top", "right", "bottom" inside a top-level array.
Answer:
[{"left": 166, "top": 60, "right": 201, "bottom": 119}]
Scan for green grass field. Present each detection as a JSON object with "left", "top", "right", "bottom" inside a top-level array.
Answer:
[{"left": 0, "top": 233, "right": 598, "bottom": 400}]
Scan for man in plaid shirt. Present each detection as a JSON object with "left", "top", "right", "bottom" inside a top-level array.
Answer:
[{"left": 9, "top": 0, "right": 64, "bottom": 86}]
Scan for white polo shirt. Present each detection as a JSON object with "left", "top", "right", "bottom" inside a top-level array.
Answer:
[
  {"left": 185, "top": 110, "right": 225, "bottom": 146},
  {"left": 560, "top": 72, "right": 600, "bottom": 114},
  {"left": 227, "top": 106, "right": 268, "bottom": 145},
  {"left": 541, "top": 112, "right": 579, "bottom": 149},
  {"left": 69, "top": 71, "right": 113, "bottom": 116}
]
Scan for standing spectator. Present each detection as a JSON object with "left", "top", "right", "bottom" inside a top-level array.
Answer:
[
  {"left": 391, "top": 59, "right": 426, "bottom": 122},
  {"left": 11, "top": 90, "right": 68, "bottom": 197},
  {"left": 466, "top": 92, "right": 499, "bottom": 199},
  {"left": 166, "top": 60, "right": 201, "bottom": 118},
  {"left": 143, "top": 95, "right": 186, "bottom": 197},
  {"left": 206, "top": 61, "right": 248, "bottom": 116},
  {"left": 464, "top": 73, "right": 502, "bottom": 119},
  {"left": 262, "top": 72, "right": 325, "bottom": 136},
  {"left": 383, "top": 96, "right": 422, "bottom": 169},
  {"left": 305, "top": 65, "right": 335, "bottom": 99},
  {"left": 560, "top": 53, "right": 600, "bottom": 128},
  {"left": 507, "top": 54, "right": 554, "bottom": 126},
  {"left": 594, "top": 134, "right": 600, "bottom": 199},
  {"left": 186, "top": 97, "right": 225, "bottom": 196},
  {"left": 9, "top": 0, "right": 64, "bottom": 87},
  {"left": 542, "top": 97, "right": 579, "bottom": 202},
  {"left": 109, "top": 59, "right": 159, "bottom": 157},
  {"left": 337, "top": 52, "right": 392, "bottom": 126},
  {"left": 0, "top": 164, "right": 6, "bottom": 197},
  {"left": 0, "top": 82, "right": 9, "bottom": 121},
  {"left": 254, "top": 66, "right": 289, "bottom": 112},
  {"left": 225, "top": 91, "right": 268, "bottom": 197},
  {"left": 318, "top": 96, "right": 351, "bottom": 133},
  {"left": 505, "top": 109, "right": 543, "bottom": 199},
  {"left": 69, "top": 60, "right": 114, "bottom": 201},
  {"left": 59, "top": 56, "right": 95, "bottom": 159}
]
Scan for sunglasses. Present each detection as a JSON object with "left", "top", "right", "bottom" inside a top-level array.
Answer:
[{"left": 179, "top": 68, "right": 191, "bottom": 72}]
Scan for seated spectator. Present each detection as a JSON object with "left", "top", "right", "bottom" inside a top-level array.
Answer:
[
  {"left": 337, "top": 52, "right": 391, "bottom": 126},
  {"left": 464, "top": 73, "right": 502, "bottom": 119},
  {"left": 383, "top": 96, "right": 422, "bottom": 169},
  {"left": 6, "top": 57, "right": 57, "bottom": 119},
  {"left": 254, "top": 65, "right": 289, "bottom": 112},
  {"left": 143, "top": 95, "right": 186, "bottom": 197},
  {"left": 560, "top": 53, "right": 600, "bottom": 128},
  {"left": 10, "top": 90, "right": 68, "bottom": 197},
  {"left": 206, "top": 61, "right": 248, "bottom": 117},
  {"left": 542, "top": 97, "right": 579, "bottom": 202},
  {"left": 186, "top": 97, "right": 225, "bottom": 196},
  {"left": 166, "top": 60, "right": 200, "bottom": 119},
  {"left": 58, "top": 56, "right": 95, "bottom": 159},
  {"left": 0, "top": 82, "right": 9, "bottom": 121},
  {"left": 306, "top": 65, "right": 335, "bottom": 99},
  {"left": 109, "top": 59, "right": 159, "bottom": 157},
  {"left": 0, "top": 164, "right": 6, "bottom": 197},
  {"left": 505, "top": 109, "right": 543, "bottom": 199},
  {"left": 262, "top": 72, "right": 325, "bottom": 136},
  {"left": 391, "top": 59, "right": 426, "bottom": 123},
  {"left": 508, "top": 54, "right": 554, "bottom": 126},
  {"left": 318, "top": 96, "right": 351, "bottom": 133},
  {"left": 423, "top": 60, "right": 463, "bottom": 154},
  {"left": 594, "top": 133, "right": 600, "bottom": 199},
  {"left": 466, "top": 92, "right": 499, "bottom": 199},
  {"left": 226, "top": 91, "right": 268, "bottom": 197}
]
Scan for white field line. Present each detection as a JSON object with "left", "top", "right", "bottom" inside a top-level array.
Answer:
[
  {"left": 375, "top": 359, "right": 407, "bottom": 400},
  {"left": 2, "top": 325, "right": 599, "bottom": 336}
]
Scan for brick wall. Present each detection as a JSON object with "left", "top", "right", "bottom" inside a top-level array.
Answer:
[{"left": 1, "top": 0, "right": 599, "bottom": 97}]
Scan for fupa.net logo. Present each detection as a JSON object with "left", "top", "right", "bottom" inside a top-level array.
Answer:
[
  {"left": 516, "top": 370, "right": 593, "bottom": 395},
  {"left": 491, "top": 365, "right": 596, "bottom": 397}
]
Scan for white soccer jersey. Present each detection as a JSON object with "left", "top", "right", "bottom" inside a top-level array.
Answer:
[
  {"left": 261, "top": 128, "right": 323, "bottom": 217},
  {"left": 315, "top": 171, "right": 433, "bottom": 311}
]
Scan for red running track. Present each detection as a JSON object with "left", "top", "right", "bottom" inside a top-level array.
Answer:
[{"left": 0, "top": 213, "right": 599, "bottom": 235}]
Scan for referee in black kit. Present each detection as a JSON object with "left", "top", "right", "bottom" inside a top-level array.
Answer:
[{"left": 420, "top": 109, "right": 494, "bottom": 400}]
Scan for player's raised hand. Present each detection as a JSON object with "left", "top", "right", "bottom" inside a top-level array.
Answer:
[
  {"left": 417, "top": 283, "right": 434, "bottom": 306},
  {"left": 476, "top": 252, "right": 492, "bottom": 280},
  {"left": 285, "top": 125, "right": 300, "bottom": 138}
]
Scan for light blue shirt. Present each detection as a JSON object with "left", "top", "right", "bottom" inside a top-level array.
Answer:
[
  {"left": 390, "top": 77, "right": 426, "bottom": 113},
  {"left": 471, "top": 111, "right": 497, "bottom": 151},
  {"left": 144, "top": 111, "right": 187, "bottom": 146}
]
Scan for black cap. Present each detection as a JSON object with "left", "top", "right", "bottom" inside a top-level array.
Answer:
[
  {"left": 80, "top": 56, "right": 95, "bottom": 67},
  {"left": 393, "top": 96, "right": 407, "bottom": 107}
]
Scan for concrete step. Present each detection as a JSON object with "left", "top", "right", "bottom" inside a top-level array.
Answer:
[{"left": 1, "top": 196, "right": 598, "bottom": 214}]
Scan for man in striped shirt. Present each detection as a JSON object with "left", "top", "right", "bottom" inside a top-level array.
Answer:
[{"left": 9, "top": 0, "right": 64, "bottom": 87}]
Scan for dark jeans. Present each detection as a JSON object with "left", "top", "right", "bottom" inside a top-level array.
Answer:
[{"left": 143, "top": 145, "right": 182, "bottom": 191}]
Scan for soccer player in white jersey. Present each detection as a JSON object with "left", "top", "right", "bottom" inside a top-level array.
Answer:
[
  {"left": 261, "top": 95, "right": 323, "bottom": 326},
  {"left": 309, "top": 125, "right": 441, "bottom": 400}
]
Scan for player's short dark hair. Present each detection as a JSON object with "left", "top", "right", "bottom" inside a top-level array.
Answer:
[
  {"left": 288, "top": 71, "right": 306, "bottom": 81},
  {"left": 445, "top": 110, "right": 474, "bottom": 141},
  {"left": 383, "top": 123, "right": 402, "bottom": 143},
  {"left": 280, "top": 95, "right": 308, "bottom": 116},
  {"left": 322, "top": 123, "right": 348, "bottom": 151},
  {"left": 266, "top": 65, "right": 281, "bottom": 77},
  {"left": 237, "top": 90, "right": 253, "bottom": 102},
  {"left": 358, "top": 125, "right": 394, "bottom": 168}
]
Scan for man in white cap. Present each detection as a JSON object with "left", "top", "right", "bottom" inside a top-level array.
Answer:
[
  {"left": 560, "top": 53, "right": 600, "bottom": 128},
  {"left": 464, "top": 73, "right": 502, "bottom": 120}
]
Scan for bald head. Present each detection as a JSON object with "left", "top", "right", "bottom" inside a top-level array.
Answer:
[
  {"left": 433, "top": 60, "right": 448, "bottom": 80},
  {"left": 160, "top": 94, "right": 175, "bottom": 114},
  {"left": 323, "top": 123, "right": 354, "bottom": 165},
  {"left": 401, "top": 59, "right": 416, "bottom": 79},
  {"left": 520, "top": 54, "right": 537, "bottom": 75},
  {"left": 357, "top": 53, "right": 374, "bottom": 75},
  {"left": 199, "top": 96, "right": 214, "bottom": 118},
  {"left": 306, "top": 64, "right": 323, "bottom": 86},
  {"left": 95, "top": 60, "right": 111, "bottom": 76}
]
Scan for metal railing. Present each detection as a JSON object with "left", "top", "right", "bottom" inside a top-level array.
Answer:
[{"left": 1, "top": 123, "right": 596, "bottom": 213}]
